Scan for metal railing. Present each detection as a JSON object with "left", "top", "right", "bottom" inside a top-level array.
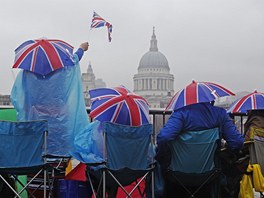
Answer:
[
  {"left": 85, "top": 107, "right": 172, "bottom": 140},
  {"left": 0, "top": 105, "right": 245, "bottom": 137}
]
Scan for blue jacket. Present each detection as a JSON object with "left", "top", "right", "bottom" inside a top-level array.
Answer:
[
  {"left": 75, "top": 48, "right": 84, "bottom": 60},
  {"left": 156, "top": 103, "right": 244, "bottom": 167}
]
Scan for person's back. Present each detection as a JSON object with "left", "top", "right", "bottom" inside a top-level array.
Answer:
[
  {"left": 156, "top": 102, "right": 244, "bottom": 197},
  {"left": 244, "top": 110, "right": 264, "bottom": 141},
  {"left": 157, "top": 102, "right": 244, "bottom": 150}
]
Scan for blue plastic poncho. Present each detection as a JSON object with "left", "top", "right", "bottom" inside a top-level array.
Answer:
[{"left": 11, "top": 54, "right": 103, "bottom": 160}]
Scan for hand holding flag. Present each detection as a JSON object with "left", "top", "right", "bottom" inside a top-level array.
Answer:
[{"left": 91, "top": 11, "right": 113, "bottom": 42}]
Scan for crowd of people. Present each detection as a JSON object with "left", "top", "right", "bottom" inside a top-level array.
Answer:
[{"left": 1, "top": 39, "right": 264, "bottom": 198}]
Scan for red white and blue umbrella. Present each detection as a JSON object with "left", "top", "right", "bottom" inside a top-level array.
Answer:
[
  {"left": 165, "top": 80, "right": 235, "bottom": 111},
  {"left": 89, "top": 86, "right": 150, "bottom": 126},
  {"left": 12, "top": 38, "right": 75, "bottom": 76},
  {"left": 227, "top": 90, "right": 264, "bottom": 114}
]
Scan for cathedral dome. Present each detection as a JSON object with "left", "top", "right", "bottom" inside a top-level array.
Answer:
[
  {"left": 139, "top": 51, "right": 169, "bottom": 69},
  {"left": 138, "top": 28, "right": 169, "bottom": 70}
]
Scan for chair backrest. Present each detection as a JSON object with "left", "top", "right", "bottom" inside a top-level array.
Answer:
[
  {"left": 168, "top": 128, "right": 220, "bottom": 173},
  {"left": 102, "top": 122, "right": 153, "bottom": 170},
  {"left": 0, "top": 120, "right": 48, "bottom": 168}
]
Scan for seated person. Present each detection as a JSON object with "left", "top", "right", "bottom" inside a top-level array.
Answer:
[
  {"left": 156, "top": 102, "right": 244, "bottom": 197},
  {"left": 244, "top": 110, "right": 264, "bottom": 141},
  {"left": 244, "top": 110, "right": 264, "bottom": 176}
]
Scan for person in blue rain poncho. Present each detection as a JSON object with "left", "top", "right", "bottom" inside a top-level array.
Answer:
[{"left": 11, "top": 42, "right": 103, "bottom": 162}]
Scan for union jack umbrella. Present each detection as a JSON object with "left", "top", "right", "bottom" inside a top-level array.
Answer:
[
  {"left": 89, "top": 86, "right": 150, "bottom": 126},
  {"left": 165, "top": 80, "right": 235, "bottom": 111},
  {"left": 227, "top": 90, "right": 264, "bottom": 114},
  {"left": 12, "top": 38, "right": 75, "bottom": 76}
]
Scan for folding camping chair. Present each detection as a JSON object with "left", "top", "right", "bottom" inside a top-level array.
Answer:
[
  {"left": 165, "top": 128, "right": 222, "bottom": 198},
  {"left": 0, "top": 120, "right": 51, "bottom": 198},
  {"left": 86, "top": 122, "right": 155, "bottom": 198}
]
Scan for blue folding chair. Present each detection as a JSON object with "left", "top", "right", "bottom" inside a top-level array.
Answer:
[
  {"left": 165, "top": 128, "right": 222, "bottom": 198},
  {"left": 86, "top": 122, "right": 155, "bottom": 198},
  {"left": 0, "top": 120, "right": 50, "bottom": 198}
]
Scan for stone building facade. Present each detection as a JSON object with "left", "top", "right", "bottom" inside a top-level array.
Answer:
[
  {"left": 81, "top": 62, "right": 106, "bottom": 107},
  {"left": 133, "top": 28, "right": 174, "bottom": 108}
]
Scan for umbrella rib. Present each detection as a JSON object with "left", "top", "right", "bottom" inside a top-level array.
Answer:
[
  {"left": 135, "top": 99, "right": 149, "bottom": 123},
  {"left": 51, "top": 39, "right": 74, "bottom": 49},
  {"left": 252, "top": 94, "right": 257, "bottom": 110},
  {"left": 112, "top": 103, "right": 123, "bottom": 123},
  {"left": 203, "top": 83, "right": 219, "bottom": 98},
  {"left": 31, "top": 48, "right": 38, "bottom": 72},
  {"left": 205, "top": 82, "right": 235, "bottom": 96}
]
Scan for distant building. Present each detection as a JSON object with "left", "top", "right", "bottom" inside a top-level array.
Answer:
[
  {"left": 133, "top": 27, "right": 174, "bottom": 108},
  {"left": 81, "top": 62, "right": 106, "bottom": 106},
  {"left": 0, "top": 95, "right": 11, "bottom": 105}
]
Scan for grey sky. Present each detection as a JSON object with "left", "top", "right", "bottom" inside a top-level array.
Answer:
[{"left": 1, "top": 0, "right": 264, "bottom": 95}]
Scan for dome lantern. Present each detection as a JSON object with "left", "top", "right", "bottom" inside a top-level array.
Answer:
[
  {"left": 150, "top": 27, "right": 158, "bottom": 52},
  {"left": 138, "top": 28, "right": 169, "bottom": 70}
]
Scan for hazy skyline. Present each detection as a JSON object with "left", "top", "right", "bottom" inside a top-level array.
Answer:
[{"left": 1, "top": 0, "right": 264, "bottom": 95}]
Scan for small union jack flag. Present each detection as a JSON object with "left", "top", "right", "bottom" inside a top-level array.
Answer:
[{"left": 91, "top": 11, "right": 113, "bottom": 42}]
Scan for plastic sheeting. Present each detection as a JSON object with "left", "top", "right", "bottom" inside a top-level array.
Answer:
[
  {"left": 72, "top": 120, "right": 104, "bottom": 163},
  {"left": 11, "top": 54, "right": 103, "bottom": 160}
]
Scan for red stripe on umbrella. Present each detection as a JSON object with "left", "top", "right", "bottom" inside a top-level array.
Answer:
[
  {"left": 185, "top": 81, "right": 198, "bottom": 105},
  {"left": 39, "top": 40, "right": 63, "bottom": 70}
]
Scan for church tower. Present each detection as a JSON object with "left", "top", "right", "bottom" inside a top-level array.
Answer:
[{"left": 81, "top": 62, "right": 106, "bottom": 106}]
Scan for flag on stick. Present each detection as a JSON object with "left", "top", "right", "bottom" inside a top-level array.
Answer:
[{"left": 91, "top": 11, "right": 113, "bottom": 42}]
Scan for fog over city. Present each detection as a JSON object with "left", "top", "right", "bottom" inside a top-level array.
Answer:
[{"left": 1, "top": 0, "right": 264, "bottom": 95}]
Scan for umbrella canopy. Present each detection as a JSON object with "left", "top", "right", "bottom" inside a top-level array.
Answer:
[
  {"left": 12, "top": 38, "right": 75, "bottom": 76},
  {"left": 89, "top": 86, "right": 150, "bottom": 126},
  {"left": 227, "top": 90, "right": 264, "bottom": 114},
  {"left": 165, "top": 80, "right": 235, "bottom": 111}
]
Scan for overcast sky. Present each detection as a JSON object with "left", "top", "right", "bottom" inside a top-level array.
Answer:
[{"left": 1, "top": 0, "right": 264, "bottom": 95}]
